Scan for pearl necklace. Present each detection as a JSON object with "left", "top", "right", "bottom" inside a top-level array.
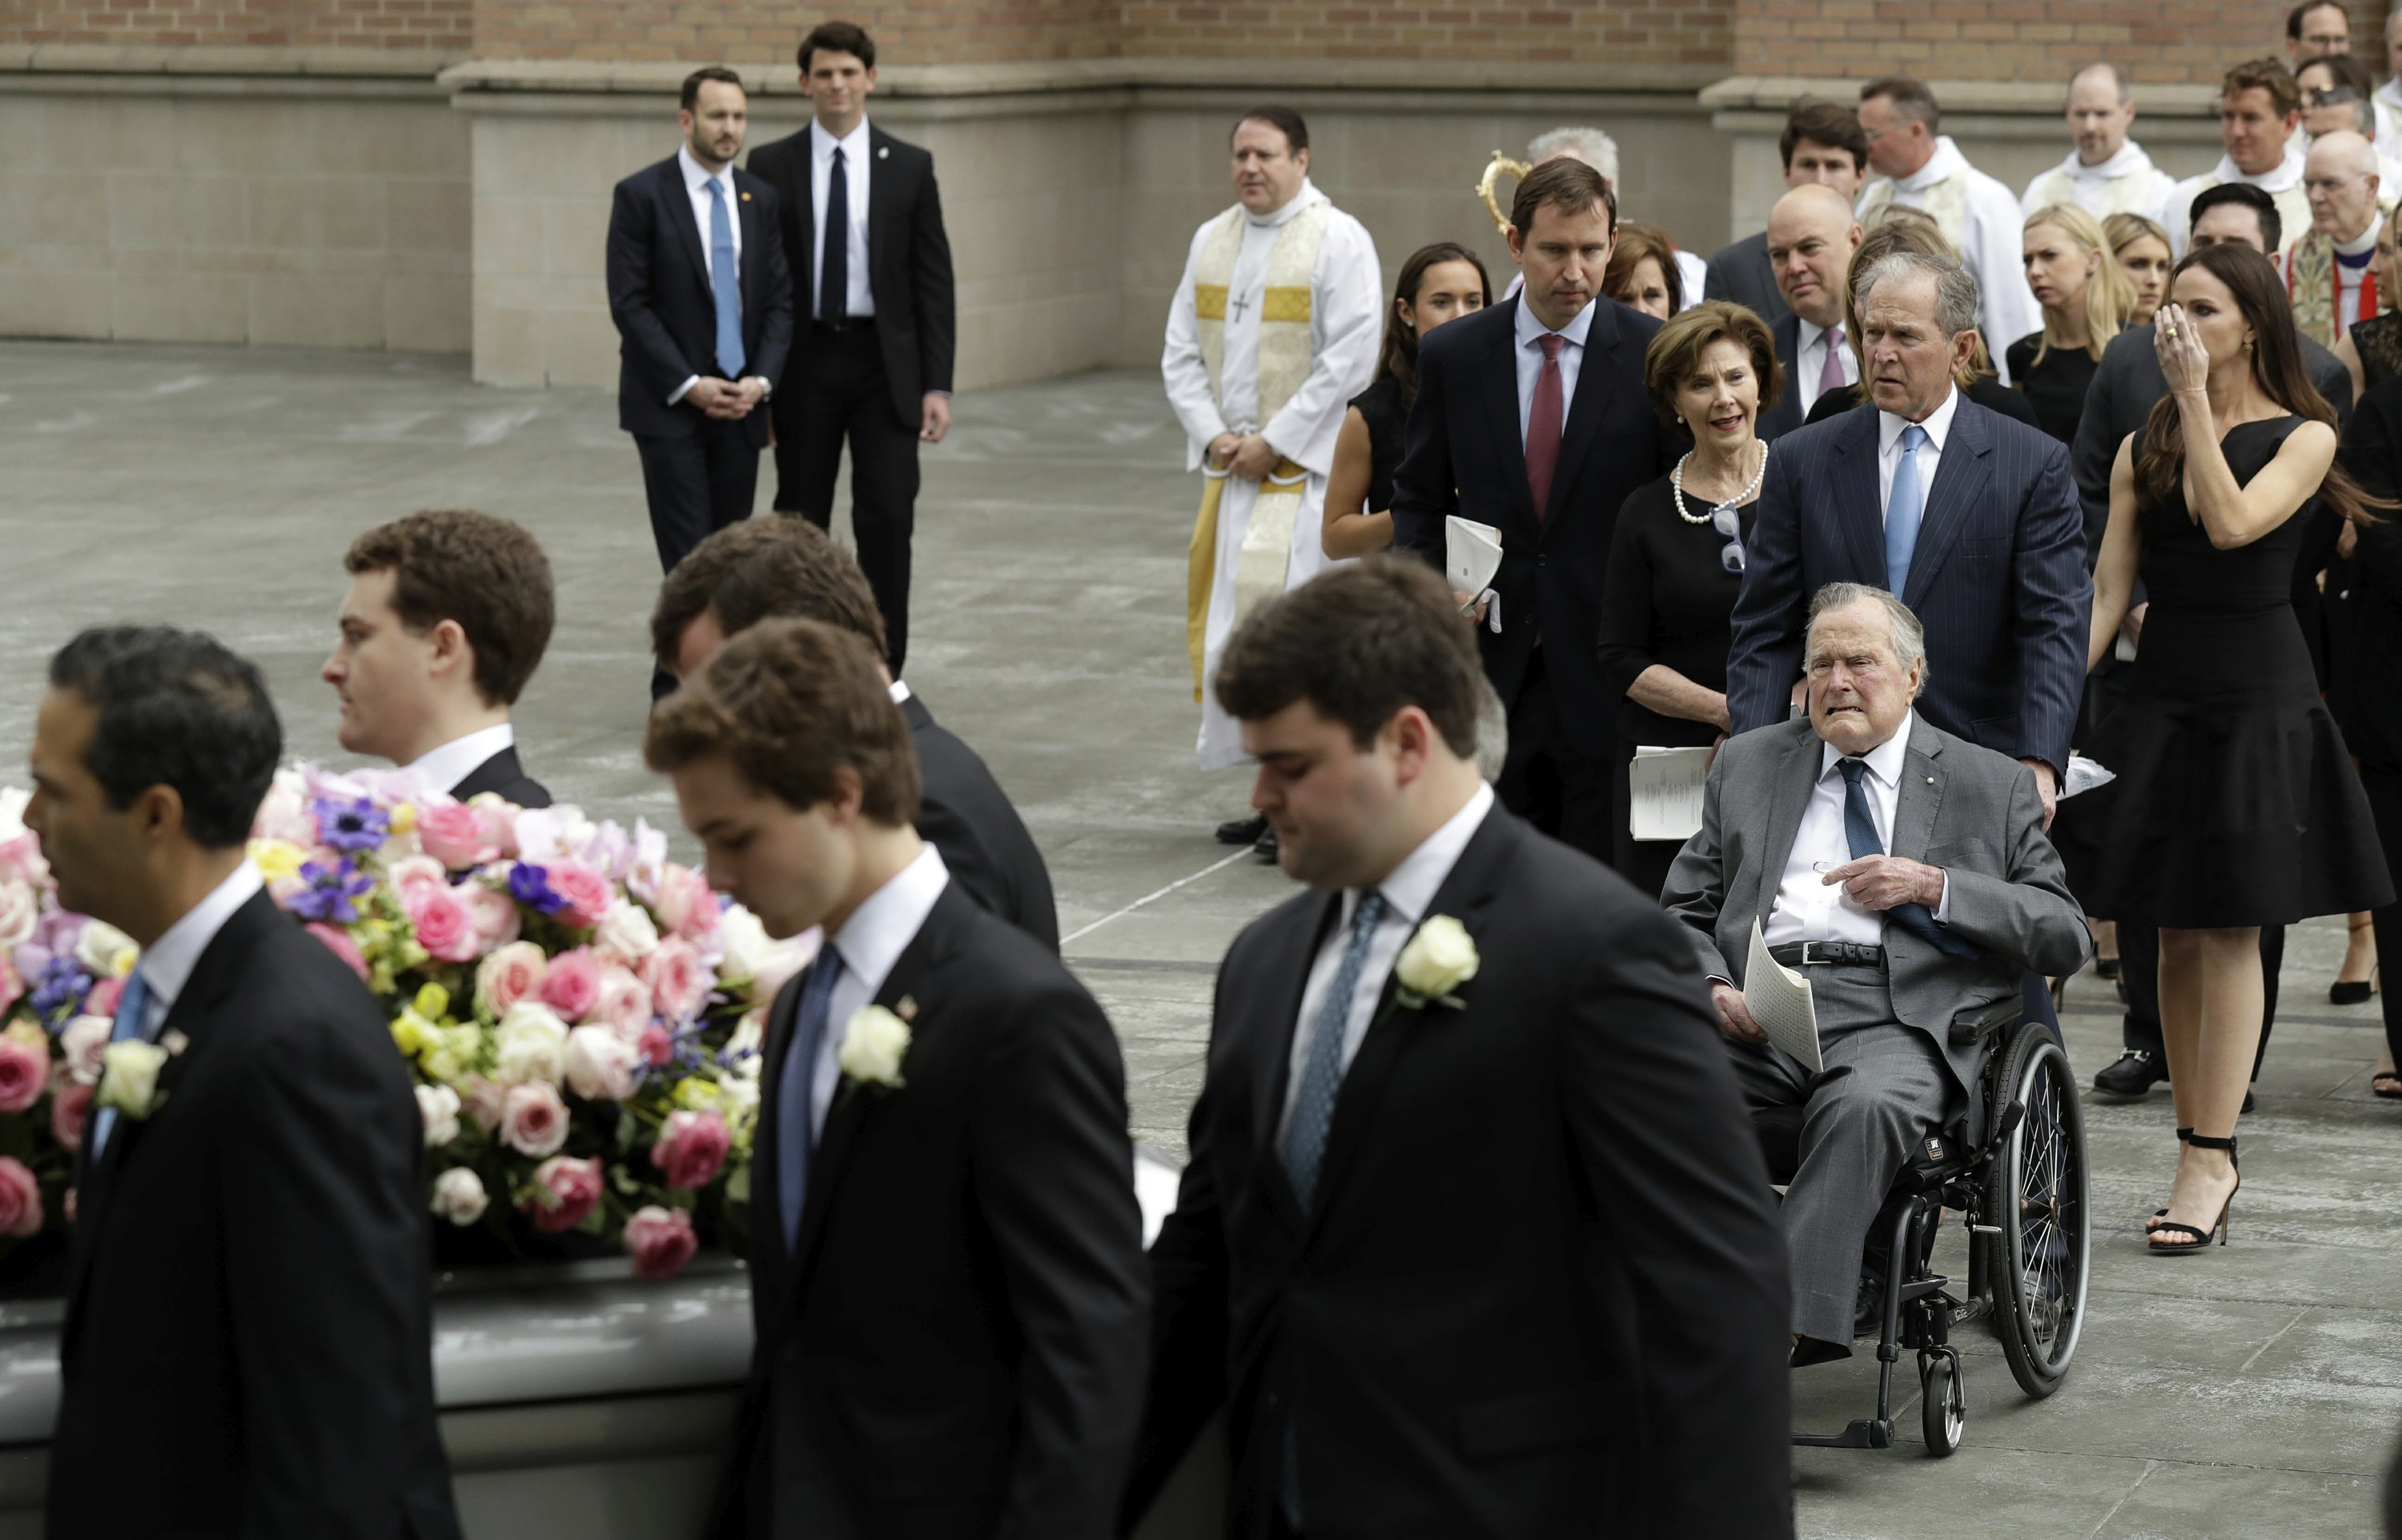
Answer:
[{"left": 1672, "top": 440, "right": 1767, "bottom": 523}]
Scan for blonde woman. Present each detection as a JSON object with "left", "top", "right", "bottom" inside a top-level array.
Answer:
[
  {"left": 2009, "top": 203, "right": 2139, "bottom": 445},
  {"left": 2105, "top": 211, "right": 2173, "bottom": 327}
]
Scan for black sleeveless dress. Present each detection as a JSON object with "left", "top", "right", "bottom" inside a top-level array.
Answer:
[
  {"left": 1349, "top": 374, "right": 1408, "bottom": 513},
  {"left": 2058, "top": 416, "right": 2396, "bottom": 926}
]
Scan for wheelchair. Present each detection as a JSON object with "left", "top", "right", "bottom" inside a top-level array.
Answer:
[{"left": 1759, "top": 998, "right": 2091, "bottom": 1457}]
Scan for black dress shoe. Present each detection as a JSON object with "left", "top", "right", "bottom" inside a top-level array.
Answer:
[
  {"left": 1215, "top": 813, "right": 1267, "bottom": 845},
  {"left": 1854, "top": 1275, "right": 1887, "bottom": 1338},
  {"left": 1253, "top": 828, "right": 1280, "bottom": 864},
  {"left": 2092, "top": 1049, "right": 2166, "bottom": 1098}
]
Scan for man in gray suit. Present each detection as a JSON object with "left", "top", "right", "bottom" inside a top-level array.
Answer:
[{"left": 1667, "top": 584, "right": 2091, "bottom": 1365}]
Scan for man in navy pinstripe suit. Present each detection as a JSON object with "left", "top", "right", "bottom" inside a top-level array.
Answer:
[{"left": 1727, "top": 250, "right": 2089, "bottom": 824}]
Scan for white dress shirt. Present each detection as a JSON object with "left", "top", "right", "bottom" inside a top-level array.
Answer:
[
  {"left": 1280, "top": 782, "right": 1494, "bottom": 1140},
  {"left": 402, "top": 723, "right": 514, "bottom": 799},
  {"left": 806, "top": 844, "right": 947, "bottom": 1138},
  {"left": 1876, "top": 385, "right": 1959, "bottom": 520},
  {"left": 669, "top": 146, "right": 748, "bottom": 406},
  {"left": 128, "top": 862, "right": 267, "bottom": 1041},
  {"left": 809, "top": 117, "right": 875, "bottom": 319},
  {"left": 1794, "top": 316, "right": 1857, "bottom": 414},
  {"left": 1513, "top": 295, "right": 1595, "bottom": 449},
  {"left": 1761, "top": 715, "right": 1950, "bottom": 948}
]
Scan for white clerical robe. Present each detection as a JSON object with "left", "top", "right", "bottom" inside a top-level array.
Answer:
[
  {"left": 2018, "top": 140, "right": 2179, "bottom": 223},
  {"left": 2375, "top": 82, "right": 2402, "bottom": 166},
  {"left": 1161, "top": 179, "right": 1381, "bottom": 769},
  {"left": 1858, "top": 136, "right": 2043, "bottom": 383},
  {"left": 2164, "top": 142, "right": 2311, "bottom": 257}
]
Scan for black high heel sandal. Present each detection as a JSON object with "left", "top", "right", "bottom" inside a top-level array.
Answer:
[
  {"left": 2149, "top": 1133, "right": 2237, "bottom": 1254},
  {"left": 2148, "top": 1128, "right": 2191, "bottom": 1228}
]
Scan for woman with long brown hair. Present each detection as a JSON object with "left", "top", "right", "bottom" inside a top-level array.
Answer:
[{"left": 2064, "top": 242, "right": 2396, "bottom": 1252}]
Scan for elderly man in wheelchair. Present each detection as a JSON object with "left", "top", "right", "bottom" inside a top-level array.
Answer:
[{"left": 1665, "top": 585, "right": 2093, "bottom": 1410}]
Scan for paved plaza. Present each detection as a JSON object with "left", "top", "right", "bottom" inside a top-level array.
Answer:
[{"left": 2, "top": 339, "right": 2398, "bottom": 1536}]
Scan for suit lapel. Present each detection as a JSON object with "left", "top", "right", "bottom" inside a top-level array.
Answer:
[
  {"left": 736, "top": 170, "right": 764, "bottom": 327},
  {"left": 1544, "top": 299, "right": 1623, "bottom": 525},
  {"left": 749, "top": 967, "right": 804, "bottom": 1310},
  {"left": 789, "top": 135, "right": 819, "bottom": 318},
  {"left": 1251, "top": 891, "right": 1342, "bottom": 1154},
  {"left": 865, "top": 127, "right": 894, "bottom": 305},
  {"left": 1903, "top": 400, "right": 1994, "bottom": 608},
  {"left": 661, "top": 160, "right": 712, "bottom": 300},
  {"left": 1890, "top": 715, "right": 1947, "bottom": 862},
  {"left": 1480, "top": 300, "right": 1536, "bottom": 530},
  {"left": 1751, "top": 724, "right": 1819, "bottom": 928},
  {"left": 1831, "top": 407, "right": 1889, "bottom": 581}
]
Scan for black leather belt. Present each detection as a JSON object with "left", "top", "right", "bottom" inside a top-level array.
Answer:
[
  {"left": 813, "top": 315, "right": 874, "bottom": 333},
  {"left": 1769, "top": 940, "right": 1886, "bottom": 969}
]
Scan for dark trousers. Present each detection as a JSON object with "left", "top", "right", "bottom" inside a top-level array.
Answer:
[
  {"left": 2361, "top": 764, "right": 2402, "bottom": 1068},
  {"left": 773, "top": 322, "right": 922, "bottom": 672},
  {"left": 1495, "top": 646, "right": 1613, "bottom": 864},
  {"left": 637, "top": 419, "right": 760, "bottom": 698},
  {"left": 2116, "top": 920, "right": 2282, "bottom": 1081}
]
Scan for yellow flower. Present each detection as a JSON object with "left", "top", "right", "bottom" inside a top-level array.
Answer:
[
  {"left": 414, "top": 982, "right": 452, "bottom": 1021},
  {"left": 672, "top": 1077, "right": 723, "bottom": 1111},
  {"left": 248, "top": 838, "right": 307, "bottom": 884},
  {"left": 421, "top": 1047, "right": 463, "bottom": 1086},
  {"left": 389, "top": 803, "right": 419, "bottom": 837},
  {"left": 2, "top": 1021, "right": 46, "bottom": 1051},
  {"left": 391, "top": 1008, "right": 436, "bottom": 1057}
]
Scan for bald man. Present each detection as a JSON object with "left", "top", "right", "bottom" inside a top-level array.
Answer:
[
  {"left": 1757, "top": 184, "right": 1863, "bottom": 439},
  {"left": 2289, "top": 130, "right": 2385, "bottom": 347},
  {"left": 2020, "top": 63, "right": 2179, "bottom": 219}
]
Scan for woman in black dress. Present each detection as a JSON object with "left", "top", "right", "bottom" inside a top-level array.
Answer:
[
  {"left": 1802, "top": 213, "right": 2041, "bottom": 431},
  {"left": 2067, "top": 243, "right": 2396, "bottom": 1251},
  {"left": 2336, "top": 202, "right": 2402, "bottom": 403},
  {"left": 1322, "top": 241, "right": 1490, "bottom": 558},
  {"left": 2008, "top": 203, "right": 2134, "bottom": 445},
  {"left": 1597, "top": 301, "right": 1781, "bottom": 898},
  {"left": 2333, "top": 375, "right": 2402, "bottom": 1094}
]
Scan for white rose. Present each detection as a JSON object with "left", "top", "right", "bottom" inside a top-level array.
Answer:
[
  {"left": 429, "top": 1166, "right": 489, "bottom": 1225},
  {"left": 0, "top": 880, "right": 36, "bottom": 951},
  {"left": 493, "top": 1001, "right": 569, "bottom": 1085},
  {"left": 95, "top": 1040, "right": 168, "bottom": 1117},
  {"left": 1394, "top": 914, "right": 1480, "bottom": 1002},
  {"left": 75, "top": 920, "right": 139, "bottom": 981},
  {"left": 59, "top": 1015, "right": 110, "bottom": 1086},
  {"left": 836, "top": 1005, "right": 911, "bottom": 1089},
  {"left": 416, "top": 1084, "right": 462, "bottom": 1148},
  {"left": 719, "top": 1073, "right": 761, "bottom": 1126},
  {"left": 592, "top": 900, "right": 660, "bottom": 964},
  {"left": 715, "top": 906, "right": 769, "bottom": 981},
  {"left": 512, "top": 805, "right": 595, "bottom": 865},
  {"left": 562, "top": 1023, "right": 641, "bottom": 1101},
  {"left": 726, "top": 1008, "right": 765, "bottom": 1073}
]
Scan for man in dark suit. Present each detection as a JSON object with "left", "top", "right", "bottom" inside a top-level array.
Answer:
[
  {"left": 1392, "top": 156, "right": 1671, "bottom": 861},
  {"left": 1131, "top": 558, "right": 1792, "bottom": 1539},
  {"left": 745, "top": 21, "right": 958, "bottom": 676},
  {"left": 2336, "top": 377, "right": 2402, "bottom": 1096},
  {"left": 606, "top": 66, "right": 794, "bottom": 652},
  {"left": 1754, "top": 184, "right": 1862, "bottom": 443},
  {"left": 27, "top": 626, "right": 460, "bottom": 1539},
  {"left": 652, "top": 515, "right": 1059, "bottom": 950},
  {"left": 1704, "top": 98, "right": 1870, "bottom": 329},
  {"left": 645, "top": 618, "right": 1143, "bottom": 1540},
  {"left": 324, "top": 508, "right": 556, "bottom": 808}
]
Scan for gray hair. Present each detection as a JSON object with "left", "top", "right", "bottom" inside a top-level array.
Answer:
[
  {"left": 1528, "top": 126, "right": 1619, "bottom": 187},
  {"left": 1805, "top": 583, "right": 1929, "bottom": 695},
  {"left": 1860, "top": 251, "right": 1981, "bottom": 339}
]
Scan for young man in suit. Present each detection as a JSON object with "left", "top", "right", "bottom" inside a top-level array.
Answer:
[
  {"left": 27, "top": 626, "right": 460, "bottom": 1539},
  {"left": 606, "top": 65, "right": 794, "bottom": 684},
  {"left": 323, "top": 508, "right": 556, "bottom": 808},
  {"left": 745, "top": 22, "right": 958, "bottom": 676},
  {"left": 650, "top": 515, "right": 1059, "bottom": 949},
  {"left": 646, "top": 618, "right": 1143, "bottom": 1540},
  {"left": 1392, "top": 156, "right": 1673, "bottom": 863},
  {"left": 1131, "top": 557, "right": 1792, "bottom": 1539},
  {"left": 1702, "top": 98, "right": 1869, "bottom": 327},
  {"left": 1755, "top": 184, "right": 1862, "bottom": 443}
]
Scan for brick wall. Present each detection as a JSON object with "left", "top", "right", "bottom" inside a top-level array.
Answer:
[
  {"left": 466, "top": 0, "right": 1119, "bottom": 64},
  {"left": 1116, "top": 0, "right": 1733, "bottom": 63},
  {"left": 0, "top": 0, "right": 470, "bottom": 50}
]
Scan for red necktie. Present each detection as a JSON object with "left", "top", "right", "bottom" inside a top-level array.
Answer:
[{"left": 1526, "top": 333, "right": 1565, "bottom": 523}]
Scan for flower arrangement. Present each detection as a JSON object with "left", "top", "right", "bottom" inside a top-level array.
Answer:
[{"left": 0, "top": 770, "right": 809, "bottom": 1284}]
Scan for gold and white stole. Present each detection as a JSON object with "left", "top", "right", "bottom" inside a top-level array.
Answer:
[{"left": 1858, "top": 171, "right": 1969, "bottom": 251}]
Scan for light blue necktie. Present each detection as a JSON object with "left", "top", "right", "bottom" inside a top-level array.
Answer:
[
  {"left": 776, "top": 951, "right": 844, "bottom": 1250},
  {"left": 87, "top": 969, "right": 153, "bottom": 1161},
  {"left": 1280, "top": 890, "right": 1388, "bottom": 1212},
  {"left": 1885, "top": 423, "right": 1930, "bottom": 596},
  {"left": 705, "top": 178, "right": 745, "bottom": 380}
]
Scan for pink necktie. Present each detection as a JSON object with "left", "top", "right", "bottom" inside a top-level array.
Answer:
[
  {"left": 1527, "top": 334, "right": 1565, "bottom": 522},
  {"left": 1818, "top": 326, "right": 1847, "bottom": 399}
]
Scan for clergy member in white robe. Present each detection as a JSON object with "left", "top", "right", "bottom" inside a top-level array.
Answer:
[
  {"left": 2021, "top": 63, "right": 2179, "bottom": 223},
  {"left": 1857, "top": 136, "right": 2043, "bottom": 381},
  {"left": 1162, "top": 126, "right": 1380, "bottom": 772},
  {"left": 2165, "top": 138, "right": 2310, "bottom": 256}
]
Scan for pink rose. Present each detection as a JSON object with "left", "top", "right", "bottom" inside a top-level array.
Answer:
[
  {"left": 638, "top": 938, "right": 710, "bottom": 1021},
  {"left": 461, "top": 883, "right": 522, "bottom": 951},
  {"left": 563, "top": 1024, "right": 641, "bottom": 1101},
  {"left": 475, "top": 940, "right": 548, "bottom": 1017},
  {"left": 0, "top": 1157, "right": 42, "bottom": 1240},
  {"left": 386, "top": 855, "right": 448, "bottom": 902},
  {"left": 548, "top": 860, "right": 616, "bottom": 931},
  {"left": 623, "top": 1205, "right": 699, "bottom": 1281},
  {"left": 49, "top": 1080, "right": 92, "bottom": 1152},
  {"left": 595, "top": 966, "right": 653, "bottom": 1037},
  {"left": 521, "top": 1154, "right": 604, "bottom": 1233},
  {"left": 650, "top": 1109, "right": 730, "bottom": 1191},
  {"left": 500, "top": 1080, "right": 569, "bottom": 1157},
  {"left": 0, "top": 1036, "right": 49, "bottom": 1115},
  {"left": 637, "top": 1024, "right": 675, "bottom": 1067},
  {"left": 83, "top": 975, "right": 123, "bottom": 1020},
  {"left": 537, "top": 947, "right": 604, "bottom": 1023},
  {"left": 405, "top": 885, "right": 480, "bottom": 965},
  {"left": 0, "top": 832, "right": 48, "bottom": 888},
  {"left": 458, "top": 1074, "right": 510, "bottom": 1135},
  {"left": 417, "top": 804, "right": 496, "bottom": 869},
  {"left": 0, "top": 958, "right": 19, "bottom": 1018},
  {"left": 652, "top": 865, "right": 721, "bottom": 942},
  {"left": 305, "top": 923, "right": 369, "bottom": 981},
  {"left": 0, "top": 880, "right": 38, "bottom": 951}
]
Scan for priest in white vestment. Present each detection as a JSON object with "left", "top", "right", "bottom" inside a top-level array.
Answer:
[
  {"left": 1161, "top": 106, "right": 1380, "bottom": 785},
  {"left": 2164, "top": 62, "right": 2312, "bottom": 255},
  {"left": 2020, "top": 64, "right": 2179, "bottom": 223},
  {"left": 1854, "top": 78, "right": 2042, "bottom": 380}
]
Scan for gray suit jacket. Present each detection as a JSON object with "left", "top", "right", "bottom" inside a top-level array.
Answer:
[
  {"left": 1703, "top": 231, "right": 1787, "bottom": 325},
  {"left": 1663, "top": 715, "right": 2091, "bottom": 1099}
]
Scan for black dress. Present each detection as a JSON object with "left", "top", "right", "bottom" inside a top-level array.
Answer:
[
  {"left": 1597, "top": 471, "right": 1753, "bottom": 900},
  {"left": 2003, "top": 333, "right": 2099, "bottom": 447},
  {"left": 1349, "top": 374, "right": 1409, "bottom": 514},
  {"left": 2058, "top": 416, "right": 2396, "bottom": 927},
  {"left": 1802, "top": 375, "right": 2041, "bottom": 429},
  {"left": 2350, "top": 311, "right": 2402, "bottom": 393}
]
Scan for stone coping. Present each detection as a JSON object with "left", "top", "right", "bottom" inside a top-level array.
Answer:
[
  {"left": 0, "top": 42, "right": 460, "bottom": 78},
  {"left": 1701, "top": 73, "right": 2227, "bottom": 119}
]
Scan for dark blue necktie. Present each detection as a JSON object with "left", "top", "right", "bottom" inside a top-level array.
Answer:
[
  {"left": 87, "top": 969, "right": 154, "bottom": 1160},
  {"left": 705, "top": 178, "right": 744, "bottom": 379},
  {"left": 820, "top": 146, "right": 850, "bottom": 323},
  {"left": 1280, "top": 890, "right": 1387, "bottom": 1211},
  {"left": 776, "top": 951, "right": 845, "bottom": 1249},
  {"left": 1836, "top": 758, "right": 1976, "bottom": 957}
]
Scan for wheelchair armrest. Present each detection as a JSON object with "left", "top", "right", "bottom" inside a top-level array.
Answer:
[{"left": 1947, "top": 996, "right": 2024, "bottom": 1049}]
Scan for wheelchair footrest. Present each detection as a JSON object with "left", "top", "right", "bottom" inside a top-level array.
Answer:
[{"left": 1793, "top": 1418, "right": 1894, "bottom": 1450}]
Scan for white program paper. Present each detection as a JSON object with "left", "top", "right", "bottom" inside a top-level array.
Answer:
[
  {"left": 2061, "top": 754, "right": 2116, "bottom": 800},
  {"left": 1744, "top": 919, "right": 1822, "bottom": 1074},
  {"left": 1446, "top": 515, "right": 1504, "bottom": 599},
  {"left": 1629, "top": 746, "right": 1711, "bottom": 841}
]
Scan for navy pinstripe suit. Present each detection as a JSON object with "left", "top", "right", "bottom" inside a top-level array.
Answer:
[{"left": 1725, "top": 393, "right": 2091, "bottom": 776}]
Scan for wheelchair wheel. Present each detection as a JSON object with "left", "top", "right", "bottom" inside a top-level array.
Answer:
[
  {"left": 1918, "top": 1350, "right": 1964, "bottom": 1457},
  {"left": 1984, "top": 1026, "right": 2090, "bottom": 1399}
]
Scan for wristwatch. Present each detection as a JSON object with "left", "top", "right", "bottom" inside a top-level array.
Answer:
[{"left": 746, "top": 376, "right": 773, "bottom": 401}]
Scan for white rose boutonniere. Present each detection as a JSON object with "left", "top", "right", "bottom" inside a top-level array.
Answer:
[
  {"left": 836, "top": 1001, "right": 913, "bottom": 1092},
  {"left": 1393, "top": 915, "right": 1479, "bottom": 1011},
  {"left": 95, "top": 1040, "right": 171, "bottom": 1121}
]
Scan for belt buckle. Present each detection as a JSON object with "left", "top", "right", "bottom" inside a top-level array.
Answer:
[{"left": 1799, "top": 941, "right": 1834, "bottom": 966}]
